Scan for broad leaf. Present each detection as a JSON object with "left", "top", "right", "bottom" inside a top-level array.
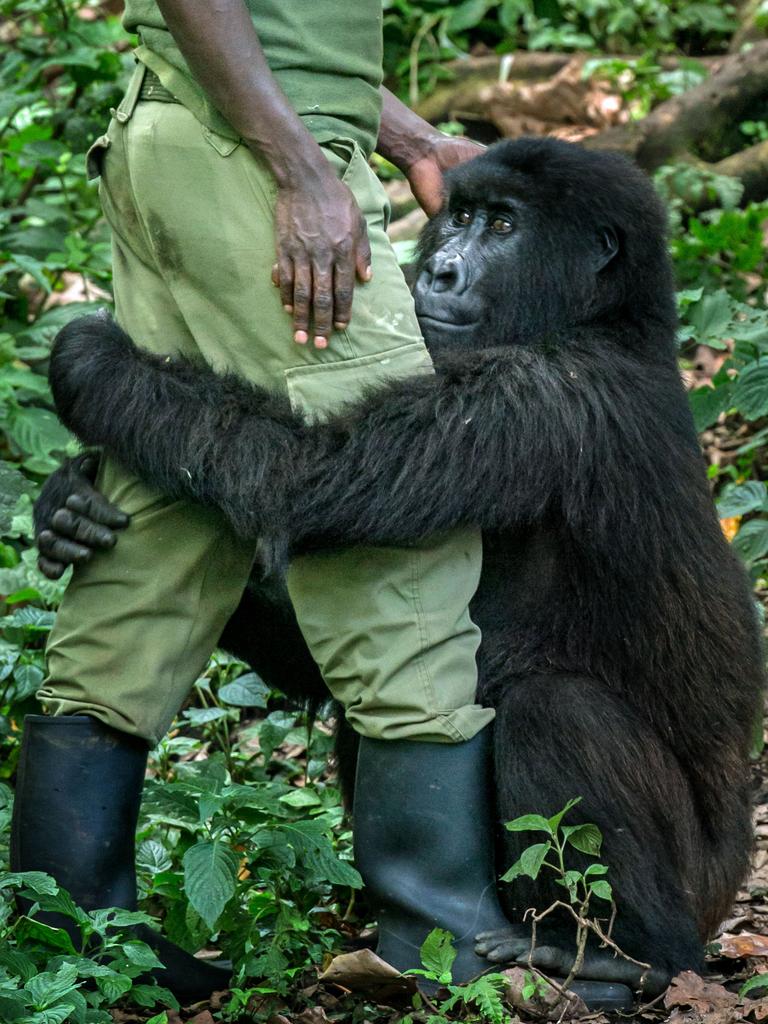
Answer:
[
  {"left": 218, "top": 672, "right": 270, "bottom": 707},
  {"left": 504, "top": 814, "right": 553, "bottom": 835},
  {"left": 420, "top": 927, "right": 456, "bottom": 980},
  {"left": 182, "top": 839, "right": 238, "bottom": 929},
  {"left": 733, "top": 518, "right": 768, "bottom": 564},
  {"left": 733, "top": 359, "right": 768, "bottom": 420},
  {"left": 562, "top": 823, "right": 603, "bottom": 856},
  {"left": 717, "top": 481, "right": 768, "bottom": 518}
]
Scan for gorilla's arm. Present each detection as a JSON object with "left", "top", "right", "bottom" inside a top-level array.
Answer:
[{"left": 49, "top": 315, "right": 681, "bottom": 551}]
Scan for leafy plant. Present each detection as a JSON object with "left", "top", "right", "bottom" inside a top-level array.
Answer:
[
  {"left": 501, "top": 799, "right": 650, "bottom": 994},
  {"left": 404, "top": 928, "right": 514, "bottom": 1024}
]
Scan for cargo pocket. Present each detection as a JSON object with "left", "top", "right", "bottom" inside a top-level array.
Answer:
[
  {"left": 85, "top": 131, "right": 112, "bottom": 181},
  {"left": 283, "top": 340, "right": 433, "bottom": 422}
]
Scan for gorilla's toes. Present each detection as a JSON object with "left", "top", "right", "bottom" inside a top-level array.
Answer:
[
  {"left": 474, "top": 927, "right": 531, "bottom": 962},
  {"left": 516, "top": 945, "right": 670, "bottom": 995}
]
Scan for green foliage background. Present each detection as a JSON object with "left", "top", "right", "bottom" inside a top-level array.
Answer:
[{"left": 1, "top": 1, "right": 767, "bottom": 1021}]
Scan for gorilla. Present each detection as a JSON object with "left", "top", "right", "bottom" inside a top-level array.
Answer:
[{"left": 35, "top": 138, "right": 764, "bottom": 998}]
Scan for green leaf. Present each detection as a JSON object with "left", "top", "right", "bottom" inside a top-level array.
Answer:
[
  {"left": 504, "top": 813, "right": 553, "bottom": 835},
  {"left": 20, "top": 1006, "right": 77, "bottom": 1024},
  {"left": 562, "top": 823, "right": 603, "bottom": 856},
  {"left": 547, "top": 797, "right": 581, "bottom": 833},
  {"left": 589, "top": 879, "right": 613, "bottom": 902},
  {"left": 717, "top": 481, "right": 768, "bottom": 518},
  {"left": 689, "top": 382, "right": 734, "bottom": 431},
  {"left": 95, "top": 971, "right": 133, "bottom": 1003},
  {"left": 687, "top": 288, "right": 733, "bottom": 345},
  {"left": 136, "top": 839, "right": 172, "bottom": 875},
  {"left": 182, "top": 839, "right": 238, "bottom": 929},
  {"left": 733, "top": 359, "right": 768, "bottom": 420},
  {"left": 217, "top": 671, "right": 270, "bottom": 707},
  {"left": 0, "top": 462, "right": 34, "bottom": 535},
  {"left": 733, "top": 518, "right": 768, "bottom": 564},
  {"left": 501, "top": 841, "right": 551, "bottom": 882},
  {"left": 121, "top": 940, "right": 165, "bottom": 971},
  {"left": 449, "top": 0, "right": 494, "bottom": 32},
  {"left": 27, "top": 964, "right": 79, "bottom": 1009},
  {"left": 182, "top": 706, "right": 228, "bottom": 725},
  {"left": 740, "top": 974, "right": 768, "bottom": 999},
  {"left": 279, "top": 789, "right": 322, "bottom": 808},
  {"left": 420, "top": 928, "right": 456, "bottom": 980}
]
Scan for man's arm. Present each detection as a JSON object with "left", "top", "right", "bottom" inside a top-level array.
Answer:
[
  {"left": 155, "top": 0, "right": 370, "bottom": 348},
  {"left": 377, "top": 88, "right": 484, "bottom": 216}
]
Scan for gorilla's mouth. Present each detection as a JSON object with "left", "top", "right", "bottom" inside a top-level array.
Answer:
[{"left": 417, "top": 315, "right": 480, "bottom": 332}]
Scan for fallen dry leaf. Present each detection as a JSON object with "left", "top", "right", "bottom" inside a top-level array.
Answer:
[
  {"left": 294, "top": 1010, "right": 329, "bottom": 1023},
  {"left": 665, "top": 971, "right": 739, "bottom": 1014},
  {"left": 187, "top": 1013, "right": 215, "bottom": 1024},
  {"left": 716, "top": 934, "right": 768, "bottom": 958},
  {"left": 319, "top": 948, "right": 416, "bottom": 1000}
]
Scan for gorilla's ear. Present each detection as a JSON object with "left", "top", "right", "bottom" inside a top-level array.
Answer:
[{"left": 594, "top": 227, "right": 619, "bottom": 272}]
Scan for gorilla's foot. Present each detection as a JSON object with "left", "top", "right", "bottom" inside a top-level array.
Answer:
[
  {"left": 476, "top": 927, "right": 670, "bottom": 1010},
  {"left": 353, "top": 730, "right": 513, "bottom": 984}
]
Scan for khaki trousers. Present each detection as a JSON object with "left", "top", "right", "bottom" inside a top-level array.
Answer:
[{"left": 40, "top": 66, "right": 492, "bottom": 747}]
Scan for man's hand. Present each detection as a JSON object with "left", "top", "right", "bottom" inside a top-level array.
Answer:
[
  {"left": 271, "top": 171, "right": 372, "bottom": 349},
  {"left": 405, "top": 136, "right": 485, "bottom": 217},
  {"left": 377, "top": 88, "right": 486, "bottom": 218}
]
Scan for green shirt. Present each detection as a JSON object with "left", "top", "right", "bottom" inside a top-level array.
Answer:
[{"left": 122, "top": 2, "right": 383, "bottom": 157}]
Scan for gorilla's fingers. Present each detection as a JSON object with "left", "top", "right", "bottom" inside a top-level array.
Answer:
[
  {"left": 475, "top": 928, "right": 531, "bottom": 962},
  {"left": 37, "top": 529, "right": 92, "bottom": 565},
  {"left": 37, "top": 555, "right": 67, "bottom": 580},
  {"left": 52, "top": 508, "right": 118, "bottom": 549},
  {"left": 516, "top": 947, "right": 669, "bottom": 994},
  {"left": 65, "top": 493, "right": 129, "bottom": 530}
]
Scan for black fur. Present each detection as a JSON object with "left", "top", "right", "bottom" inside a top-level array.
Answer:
[{"left": 44, "top": 139, "right": 764, "bottom": 978}]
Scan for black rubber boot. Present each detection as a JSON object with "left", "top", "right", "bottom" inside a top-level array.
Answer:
[
  {"left": 353, "top": 729, "right": 513, "bottom": 982},
  {"left": 11, "top": 715, "right": 230, "bottom": 1004},
  {"left": 353, "top": 730, "right": 633, "bottom": 1012}
]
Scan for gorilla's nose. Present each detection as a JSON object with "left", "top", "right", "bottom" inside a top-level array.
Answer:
[{"left": 419, "top": 251, "right": 469, "bottom": 295}]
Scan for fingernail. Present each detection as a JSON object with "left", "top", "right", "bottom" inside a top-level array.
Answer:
[
  {"left": 284, "top": 304, "right": 294, "bottom": 313},
  {"left": 334, "top": 321, "right": 347, "bottom": 331},
  {"left": 314, "top": 336, "right": 328, "bottom": 349},
  {"left": 364, "top": 266, "right": 372, "bottom": 281},
  {"left": 294, "top": 330, "right": 308, "bottom": 344}
]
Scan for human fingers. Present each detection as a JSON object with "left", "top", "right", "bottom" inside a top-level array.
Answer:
[
  {"left": 65, "top": 492, "right": 129, "bottom": 530},
  {"left": 354, "top": 221, "right": 373, "bottom": 283},
  {"left": 311, "top": 260, "right": 334, "bottom": 348},
  {"left": 292, "top": 257, "right": 312, "bottom": 345},
  {"left": 332, "top": 254, "right": 355, "bottom": 332}
]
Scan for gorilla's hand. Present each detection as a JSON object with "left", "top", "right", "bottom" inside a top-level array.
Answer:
[{"left": 35, "top": 453, "right": 129, "bottom": 579}]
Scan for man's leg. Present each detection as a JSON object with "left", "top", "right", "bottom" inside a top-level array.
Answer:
[{"left": 30, "top": 79, "right": 502, "bottom": 984}]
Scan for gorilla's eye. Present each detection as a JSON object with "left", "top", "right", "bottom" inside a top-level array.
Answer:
[
  {"left": 452, "top": 209, "right": 472, "bottom": 226},
  {"left": 490, "top": 217, "right": 513, "bottom": 234}
]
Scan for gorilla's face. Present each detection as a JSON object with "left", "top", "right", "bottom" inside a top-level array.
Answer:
[
  {"left": 411, "top": 138, "right": 673, "bottom": 355},
  {"left": 413, "top": 197, "right": 525, "bottom": 349}
]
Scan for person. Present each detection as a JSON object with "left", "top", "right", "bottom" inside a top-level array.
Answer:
[{"left": 12, "top": 0, "right": 511, "bottom": 1000}]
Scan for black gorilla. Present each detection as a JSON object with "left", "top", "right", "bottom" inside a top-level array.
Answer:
[{"left": 37, "top": 138, "right": 764, "bottom": 989}]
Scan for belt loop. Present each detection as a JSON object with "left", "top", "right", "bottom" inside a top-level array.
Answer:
[{"left": 111, "top": 62, "right": 147, "bottom": 125}]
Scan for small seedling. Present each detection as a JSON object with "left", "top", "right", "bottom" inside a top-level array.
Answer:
[{"left": 502, "top": 797, "right": 650, "bottom": 994}]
